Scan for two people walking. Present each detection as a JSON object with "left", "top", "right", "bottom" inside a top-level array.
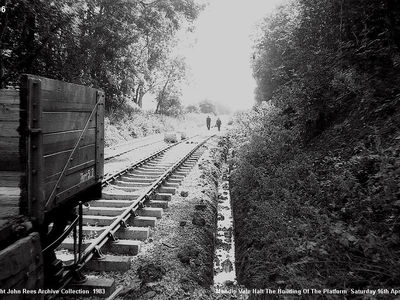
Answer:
[{"left": 206, "top": 115, "right": 221, "bottom": 131}]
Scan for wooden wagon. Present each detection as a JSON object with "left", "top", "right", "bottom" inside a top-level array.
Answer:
[{"left": 0, "top": 74, "right": 104, "bottom": 225}]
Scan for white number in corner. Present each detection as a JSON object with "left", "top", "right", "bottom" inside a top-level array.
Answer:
[
  {"left": 0, "top": 6, "right": 6, "bottom": 13},
  {"left": 80, "top": 168, "right": 94, "bottom": 183}
]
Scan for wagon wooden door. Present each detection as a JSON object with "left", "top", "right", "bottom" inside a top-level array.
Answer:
[{"left": 22, "top": 75, "right": 104, "bottom": 222}]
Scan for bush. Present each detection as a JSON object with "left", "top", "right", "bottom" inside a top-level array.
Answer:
[
  {"left": 185, "top": 104, "right": 199, "bottom": 113},
  {"left": 229, "top": 103, "right": 400, "bottom": 290},
  {"left": 104, "top": 110, "right": 211, "bottom": 147},
  {"left": 231, "top": 0, "right": 400, "bottom": 292},
  {"left": 105, "top": 110, "right": 181, "bottom": 146}
]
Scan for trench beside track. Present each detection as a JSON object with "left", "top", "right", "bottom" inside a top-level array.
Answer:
[{"left": 53, "top": 134, "right": 214, "bottom": 296}]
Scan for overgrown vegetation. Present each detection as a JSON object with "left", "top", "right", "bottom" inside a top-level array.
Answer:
[
  {"left": 105, "top": 108, "right": 211, "bottom": 147},
  {"left": 230, "top": 0, "right": 400, "bottom": 291},
  {"left": 0, "top": 0, "right": 203, "bottom": 112},
  {"left": 105, "top": 110, "right": 179, "bottom": 147}
]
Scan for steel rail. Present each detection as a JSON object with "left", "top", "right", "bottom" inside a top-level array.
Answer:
[
  {"left": 102, "top": 135, "right": 195, "bottom": 187},
  {"left": 55, "top": 134, "right": 213, "bottom": 292},
  {"left": 78, "top": 134, "right": 214, "bottom": 269},
  {"left": 104, "top": 135, "right": 164, "bottom": 161},
  {"left": 44, "top": 137, "right": 189, "bottom": 256}
]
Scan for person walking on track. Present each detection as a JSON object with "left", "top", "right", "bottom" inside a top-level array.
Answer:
[
  {"left": 206, "top": 115, "right": 211, "bottom": 130},
  {"left": 216, "top": 117, "right": 222, "bottom": 131}
]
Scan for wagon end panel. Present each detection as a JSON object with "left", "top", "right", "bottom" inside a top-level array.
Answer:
[
  {"left": 22, "top": 75, "right": 104, "bottom": 215},
  {"left": 21, "top": 75, "right": 45, "bottom": 224},
  {"left": 95, "top": 91, "right": 105, "bottom": 183}
]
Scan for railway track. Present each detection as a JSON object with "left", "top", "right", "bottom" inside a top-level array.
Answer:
[
  {"left": 102, "top": 133, "right": 190, "bottom": 180},
  {"left": 104, "top": 134, "right": 164, "bottom": 162},
  {"left": 52, "top": 134, "right": 214, "bottom": 297}
]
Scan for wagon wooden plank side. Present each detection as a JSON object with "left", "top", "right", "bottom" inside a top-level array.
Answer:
[
  {"left": 39, "top": 76, "right": 97, "bottom": 112},
  {"left": 0, "top": 75, "right": 104, "bottom": 226},
  {"left": 0, "top": 89, "right": 23, "bottom": 169},
  {"left": 20, "top": 75, "right": 105, "bottom": 217},
  {"left": 42, "top": 111, "right": 97, "bottom": 133},
  {"left": 43, "top": 128, "right": 97, "bottom": 155},
  {"left": 43, "top": 144, "right": 97, "bottom": 178},
  {"left": 0, "top": 233, "right": 43, "bottom": 294},
  {"left": 0, "top": 121, "right": 20, "bottom": 137},
  {"left": 0, "top": 89, "right": 23, "bottom": 222},
  {"left": 0, "top": 75, "right": 104, "bottom": 295}
]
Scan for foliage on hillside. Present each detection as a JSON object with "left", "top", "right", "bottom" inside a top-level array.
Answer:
[
  {"left": 105, "top": 111, "right": 178, "bottom": 147},
  {"left": 105, "top": 109, "right": 211, "bottom": 147},
  {"left": 252, "top": 0, "right": 400, "bottom": 141},
  {"left": 230, "top": 0, "right": 400, "bottom": 291},
  {"left": 0, "top": 0, "right": 203, "bottom": 111}
]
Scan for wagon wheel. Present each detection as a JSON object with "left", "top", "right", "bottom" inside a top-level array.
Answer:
[{"left": 41, "top": 207, "right": 78, "bottom": 287}]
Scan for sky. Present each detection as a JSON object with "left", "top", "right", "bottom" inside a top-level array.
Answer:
[{"left": 144, "top": 0, "right": 287, "bottom": 112}]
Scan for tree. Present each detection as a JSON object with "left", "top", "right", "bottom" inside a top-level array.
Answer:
[
  {"left": 0, "top": 0, "right": 75, "bottom": 87},
  {"left": 185, "top": 104, "right": 199, "bottom": 113},
  {"left": 252, "top": 0, "right": 400, "bottom": 140},
  {"left": 199, "top": 99, "right": 216, "bottom": 114},
  {"left": 154, "top": 56, "right": 186, "bottom": 114},
  {"left": 0, "top": 0, "right": 203, "bottom": 112},
  {"left": 158, "top": 92, "right": 183, "bottom": 116}
]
